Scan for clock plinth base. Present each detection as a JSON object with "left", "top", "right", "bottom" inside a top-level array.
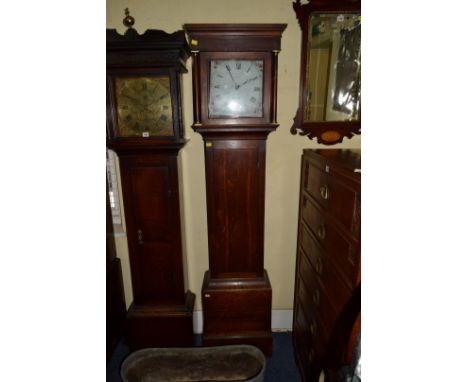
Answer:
[
  {"left": 125, "top": 291, "right": 195, "bottom": 351},
  {"left": 201, "top": 271, "right": 272, "bottom": 356}
]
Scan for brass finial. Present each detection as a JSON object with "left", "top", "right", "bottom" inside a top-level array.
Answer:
[{"left": 123, "top": 8, "right": 135, "bottom": 28}]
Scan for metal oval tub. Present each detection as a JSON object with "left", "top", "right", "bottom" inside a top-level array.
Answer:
[{"left": 121, "top": 344, "right": 266, "bottom": 382}]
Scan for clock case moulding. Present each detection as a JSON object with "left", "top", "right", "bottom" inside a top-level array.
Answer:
[
  {"left": 106, "top": 27, "right": 195, "bottom": 350},
  {"left": 184, "top": 24, "right": 287, "bottom": 356}
]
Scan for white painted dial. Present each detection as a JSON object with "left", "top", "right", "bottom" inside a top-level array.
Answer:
[{"left": 209, "top": 60, "right": 264, "bottom": 118}]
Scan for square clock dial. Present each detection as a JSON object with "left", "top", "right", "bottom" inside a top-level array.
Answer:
[
  {"left": 209, "top": 60, "right": 264, "bottom": 118},
  {"left": 115, "top": 76, "right": 174, "bottom": 137}
]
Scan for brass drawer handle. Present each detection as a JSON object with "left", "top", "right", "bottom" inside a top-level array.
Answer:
[
  {"left": 317, "top": 225, "right": 326, "bottom": 241},
  {"left": 313, "top": 290, "right": 320, "bottom": 306},
  {"left": 319, "top": 185, "right": 330, "bottom": 200},
  {"left": 137, "top": 229, "right": 143, "bottom": 245},
  {"left": 315, "top": 257, "right": 323, "bottom": 275}
]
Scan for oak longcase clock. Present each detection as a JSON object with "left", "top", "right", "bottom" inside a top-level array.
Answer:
[
  {"left": 184, "top": 24, "right": 286, "bottom": 355},
  {"left": 107, "top": 12, "right": 194, "bottom": 351}
]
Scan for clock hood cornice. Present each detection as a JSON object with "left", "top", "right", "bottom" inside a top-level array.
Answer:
[
  {"left": 107, "top": 28, "right": 190, "bottom": 71},
  {"left": 184, "top": 24, "right": 286, "bottom": 52}
]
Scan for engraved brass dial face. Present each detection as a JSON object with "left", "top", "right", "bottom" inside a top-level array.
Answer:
[
  {"left": 209, "top": 60, "right": 264, "bottom": 118},
  {"left": 115, "top": 76, "right": 174, "bottom": 137}
]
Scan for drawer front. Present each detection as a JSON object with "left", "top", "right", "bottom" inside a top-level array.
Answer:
[
  {"left": 298, "top": 275, "right": 336, "bottom": 338},
  {"left": 301, "top": 198, "right": 358, "bottom": 289},
  {"left": 294, "top": 299, "right": 324, "bottom": 372},
  {"left": 302, "top": 194, "right": 325, "bottom": 235},
  {"left": 295, "top": 293, "right": 329, "bottom": 352},
  {"left": 303, "top": 159, "right": 329, "bottom": 210},
  {"left": 293, "top": 330, "right": 316, "bottom": 382},
  {"left": 294, "top": 298, "right": 313, "bottom": 351},
  {"left": 298, "top": 243, "right": 352, "bottom": 318},
  {"left": 298, "top": 228, "right": 322, "bottom": 282},
  {"left": 293, "top": 337, "right": 311, "bottom": 382},
  {"left": 323, "top": 176, "right": 359, "bottom": 233},
  {"left": 303, "top": 160, "right": 359, "bottom": 233}
]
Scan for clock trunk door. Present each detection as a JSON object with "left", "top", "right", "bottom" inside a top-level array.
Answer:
[
  {"left": 205, "top": 139, "right": 266, "bottom": 278},
  {"left": 120, "top": 154, "right": 185, "bottom": 305}
]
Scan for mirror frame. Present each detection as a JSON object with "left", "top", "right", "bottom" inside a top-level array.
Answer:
[{"left": 291, "top": 0, "right": 361, "bottom": 145}]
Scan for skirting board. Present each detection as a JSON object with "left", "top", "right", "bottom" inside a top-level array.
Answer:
[{"left": 192, "top": 309, "right": 293, "bottom": 334}]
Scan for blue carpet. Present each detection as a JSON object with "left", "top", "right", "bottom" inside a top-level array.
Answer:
[
  {"left": 107, "top": 332, "right": 302, "bottom": 381},
  {"left": 265, "top": 332, "right": 302, "bottom": 382}
]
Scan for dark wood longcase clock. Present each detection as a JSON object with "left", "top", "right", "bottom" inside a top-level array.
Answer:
[
  {"left": 107, "top": 16, "right": 194, "bottom": 350},
  {"left": 184, "top": 24, "right": 286, "bottom": 355}
]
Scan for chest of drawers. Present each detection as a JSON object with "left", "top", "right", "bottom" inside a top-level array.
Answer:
[{"left": 293, "top": 149, "right": 361, "bottom": 381}]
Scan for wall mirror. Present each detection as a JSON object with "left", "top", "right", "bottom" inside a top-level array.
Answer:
[{"left": 291, "top": 0, "right": 361, "bottom": 144}]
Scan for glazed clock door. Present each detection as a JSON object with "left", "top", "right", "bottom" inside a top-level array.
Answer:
[{"left": 120, "top": 154, "right": 185, "bottom": 305}]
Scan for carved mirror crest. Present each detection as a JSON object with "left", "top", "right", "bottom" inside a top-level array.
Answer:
[{"left": 291, "top": 0, "right": 361, "bottom": 144}]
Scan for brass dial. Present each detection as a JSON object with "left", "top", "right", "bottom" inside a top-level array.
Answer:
[{"left": 115, "top": 76, "right": 174, "bottom": 137}]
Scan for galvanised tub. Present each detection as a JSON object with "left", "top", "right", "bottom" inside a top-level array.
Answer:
[{"left": 121, "top": 345, "right": 266, "bottom": 382}]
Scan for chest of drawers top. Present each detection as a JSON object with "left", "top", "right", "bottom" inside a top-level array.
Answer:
[
  {"left": 302, "top": 149, "right": 360, "bottom": 232},
  {"left": 303, "top": 149, "right": 360, "bottom": 180}
]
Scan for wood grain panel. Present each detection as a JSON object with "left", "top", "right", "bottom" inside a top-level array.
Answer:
[
  {"left": 205, "top": 139, "right": 265, "bottom": 278},
  {"left": 120, "top": 155, "right": 185, "bottom": 305}
]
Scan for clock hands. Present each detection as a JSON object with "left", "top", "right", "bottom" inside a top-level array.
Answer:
[
  {"left": 219, "top": 63, "right": 260, "bottom": 91},
  {"left": 235, "top": 76, "right": 259, "bottom": 90},
  {"left": 123, "top": 91, "right": 167, "bottom": 107},
  {"left": 225, "top": 64, "right": 238, "bottom": 87},
  {"left": 123, "top": 93, "right": 139, "bottom": 102}
]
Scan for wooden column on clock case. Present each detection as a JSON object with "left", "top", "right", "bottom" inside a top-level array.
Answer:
[
  {"left": 184, "top": 24, "right": 287, "bottom": 355},
  {"left": 106, "top": 25, "right": 194, "bottom": 351}
]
